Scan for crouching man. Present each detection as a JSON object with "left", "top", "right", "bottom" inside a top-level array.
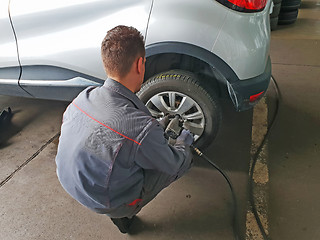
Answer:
[{"left": 55, "top": 25, "right": 193, "bottom": 234}]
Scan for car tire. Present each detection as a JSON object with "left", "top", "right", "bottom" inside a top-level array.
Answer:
[
  {"left": 137, "top": 70, "right": 221, "bottom": 149},
  {"left": 270, "top": 0, "right": 282, "bottom": 31},
  {"left": 280, "top": 0, "right": 301, "bottom": 11},
  {"left": 278, "top": 9, "right": 299, "bottom": 24},
  {"left": 270, "top": 16, "right": 279, "bottom": 31},
  {"left": 270, "top": 2, "right": 282, "bottom": 18},
  {"left": 273, "top": 0, "right": 282, "bottom": 4}
]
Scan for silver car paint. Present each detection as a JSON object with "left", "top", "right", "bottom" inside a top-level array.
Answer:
[
  {"left": 10, "top": 0, "right": 271, "bottom": 81},
  {"left": 0, "top": 0, "right": 19, "bottom": 70},
  {"left": 146, "top": 0, "right": 272, "bottom": 80},
  {"left": 145, "top": 0, "right": 227, "bottom": 53},
  {"left": 212, "top": 0, "right": 272, "bottom": 79},
  {"left": 0, "top": 0, "right": 30, "bottom": 97},
  {"left": 9, "top": 0, "right": 153, "bottom": 80},
  {"left": 0, "top": 0, "right": 271, "bottom": 101}
]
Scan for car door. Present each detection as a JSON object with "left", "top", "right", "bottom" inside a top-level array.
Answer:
[
  {"left": 8, "top": 0, "right": 153, "bottom": 101},
  {"left": 0, "top": 0, "right": 30, "bottom": 97}
]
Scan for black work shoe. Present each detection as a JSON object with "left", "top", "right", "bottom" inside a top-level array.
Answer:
[{"left": 111, "top": 216, "right": 135, "bottom": 234}]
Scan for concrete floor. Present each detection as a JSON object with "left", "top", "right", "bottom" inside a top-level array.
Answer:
[
  {"left": 0, "top": 94, "right": 253, "bottom": 240},
  {"left": 0, "top": 1, "right": 319, "bottom": 239},
  {"left": 268, "top": 0, "right": 320, "bottom": 239}
]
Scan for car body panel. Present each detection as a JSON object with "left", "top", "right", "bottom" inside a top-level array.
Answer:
[
  {"left": 18, "top": 65, "right": 103, "bottom": 100},
  {"left": 212, "top": 0, "right": 272, "bottom": 80},
  {"left": 228, "top": 56, "right": 271, "bottom": 111},
  {"left": 0, "top": 0, "right": 19, "bottom": 70},
  {"left": 146, "top": 0, "right": 227, "bottom": 52},
  {"left": 9, "top": 0, "right": 153, "bottom": 81},
  {"left": 0, "top": 0, "right": 272, "bottom": 111},
  {"left": 147, "top": 0, "right": 272, "bottom": 80},
  {"left": 0, "top": 0, "right": 32, "bottom": 97}
]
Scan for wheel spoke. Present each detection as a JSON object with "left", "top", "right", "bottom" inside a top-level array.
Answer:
[
  {"left": 176, "top": 97, "right": 194, "bottom": 115},
  {"left": 148, "top": 108, "right": 163, "bottom": 118},
  {"left": 184, "top": 121, "right": 204, "bottom": 136},
  {"left": 168, "top": 92, "right": 176, "bottom": 110},
  {"left": 183, "top": 110, "right": 203, "bottom": 120},
  {"left": 149, "top": 95, "right": 169, "bottom": 113}
]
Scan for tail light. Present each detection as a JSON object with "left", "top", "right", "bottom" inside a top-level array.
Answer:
[{"left": 216, "top": 0, "right": 267, "bottom": 12}]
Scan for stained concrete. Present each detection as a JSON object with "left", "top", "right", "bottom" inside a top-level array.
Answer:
[
  {"left": 0, "top": 97, "right": 67, "bottom": 182},
  {"left": 268, "top": 0, "right": 320, "bottom": 239}
]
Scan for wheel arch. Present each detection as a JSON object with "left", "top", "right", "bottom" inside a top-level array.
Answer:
[{"left": 145, "top": 41, "right": 240, "bottom": 98}]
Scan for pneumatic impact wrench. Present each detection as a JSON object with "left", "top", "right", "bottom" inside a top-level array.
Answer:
[{"left": 163, "top": 115, "right": 241, "bottom": 240}]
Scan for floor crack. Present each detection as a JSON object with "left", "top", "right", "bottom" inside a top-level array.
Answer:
[
  {"left": 0, "top": 132, "right": 60, "bottom": 188},
  {"left": 272, "top": 62, "right": 320, "bottom": 68}
]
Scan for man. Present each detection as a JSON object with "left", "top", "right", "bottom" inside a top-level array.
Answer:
[{"left": 55, "top": 25, "right": 193, "bottom": 234}]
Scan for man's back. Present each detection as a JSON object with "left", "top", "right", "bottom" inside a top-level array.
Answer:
[{"left": 56, "top": 78, "right": 155, "bottom": 213}]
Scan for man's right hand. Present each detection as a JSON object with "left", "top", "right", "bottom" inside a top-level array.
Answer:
[
  {"left": 158, "top": 115, "right": 170, "bottom": 129},
  {"left": 176, "top": 129, "right": 194, "bottom": 146}
]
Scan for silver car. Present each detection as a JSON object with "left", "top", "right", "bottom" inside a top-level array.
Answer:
[{"left": 0, "top": 0, "right": 272, "bottom": 148}]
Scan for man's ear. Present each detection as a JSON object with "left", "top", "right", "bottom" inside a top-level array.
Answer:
[{"left": 137, "top": 57, "right": 143, "bottom": 74}]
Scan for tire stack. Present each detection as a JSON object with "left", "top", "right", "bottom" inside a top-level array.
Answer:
[
  {"left": 278, "top": 0, "right": 301, "bottom": 25},
  {"left": 270, "top": 0, "right": 301, "bottom": 30},
  {"left": 270, "top": 0, "right": 282, "bottom": 31}
]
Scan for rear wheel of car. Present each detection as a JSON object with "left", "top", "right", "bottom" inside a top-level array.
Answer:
[{"left": 137, "top": 70, "right": 221, "bottom": 149}]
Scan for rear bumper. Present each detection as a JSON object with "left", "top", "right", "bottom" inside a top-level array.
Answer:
[{"left": 227, "top": 57, "right": 271, "bottom": 112}]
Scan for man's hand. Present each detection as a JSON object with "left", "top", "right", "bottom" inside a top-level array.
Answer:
[
  {"left": 158, "top": 115, "right": 170, "bottom": 129},
  {"left": 176, "top": 129, "right": 194, "bottom": 146}
]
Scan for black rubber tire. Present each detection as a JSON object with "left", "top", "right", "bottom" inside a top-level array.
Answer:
[
  {"left": 278, "top": 9, "right": 299, "bottom": 24},
  {"left": 281, "top": 0, "right": 301, "bottom": 11},
  {"left": 270, "top": 17, "right": 279, "bottom": 31},
  {"left": 273, "top": 0, "right": 282, "bottom": 4},
  {"left": 270, "top": 2, "right": 282, "bottom": 18},
  {"left": 137, "top": 70, "right": 221, "bottom": 149}
]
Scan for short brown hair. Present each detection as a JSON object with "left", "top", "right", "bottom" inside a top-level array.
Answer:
[{"left": 101, "top": 25, "right": 145, "bottom": 78}]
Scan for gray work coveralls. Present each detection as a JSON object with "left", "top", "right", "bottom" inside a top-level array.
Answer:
[{"left": 55, "top": 78, "right": 192, "bottom": 218}]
